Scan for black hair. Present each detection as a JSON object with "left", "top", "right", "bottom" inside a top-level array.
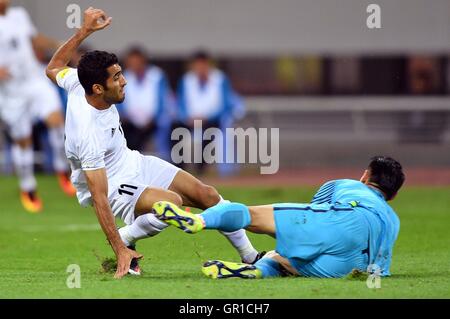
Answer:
[
  {"left": 368, "top": 156, "right": 405, "bottom": 200},
  {"left": 77, "top": 50, "right": 119, "bottom": 95},
  {"left": 191, "top": 49, "right": 210, "bottom": 61},
  {"left": 77, "top": 44, "right": 91, "bottom": 55},
  {"left": 125, "top": 45, "right": 148, "bottom": 59}
]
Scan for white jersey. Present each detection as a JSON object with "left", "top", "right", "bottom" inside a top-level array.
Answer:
[
  {"left": 183, "top": 69, "right": 225, "bottom": 119},
  {"left": 122, "top": 66, "right": 163, "bottom": 128},
  {"left": 0, "top": 6, "right": 42, "bottom": 94},
  {"left": 56, "top": 68, "right": 141, "bottom": 207}
]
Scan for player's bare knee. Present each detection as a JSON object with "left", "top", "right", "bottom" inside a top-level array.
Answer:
[
  {"left": 136, "top": 188, "right": 182, "bottom": 214},
  {"left": 247, "top": 207, "right": 261, "bottom": 231},
  {"left": 247, "top": 206, "right": 276, "bottom": 236},
  {"left": 168, "top": 191, "right": 183, "bottom": 206},
  {"left": 198, "top": 184, "right": 220, "bottom": 208}
]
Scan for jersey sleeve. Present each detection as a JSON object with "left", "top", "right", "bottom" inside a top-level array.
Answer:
[
  {"left": 78, "top": 128, "right": 106, "bottom": 171},
  {"left": 310, "top": 180, "right": 337, "bottom": 204},
  {"left": 56, "top": 68, "right": 81, "bottom": 93}
]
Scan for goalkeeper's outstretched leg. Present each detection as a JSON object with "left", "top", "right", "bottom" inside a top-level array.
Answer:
[
  {"left": 152, "top": 200, "right": 275, "bottom": 235},
  {"left": 201, "top": 251, "right": 298, "bottom": 279},
  {"left": 152, "top": 200, "right": 288, "bottom": 279}
]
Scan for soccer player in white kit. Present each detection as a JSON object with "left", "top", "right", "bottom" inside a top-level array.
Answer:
[
  {"left": 46, "top": 7, "right": 263, "bottom": 278},
  {"left": 0, "top": 0, "right": 75, "bottom": 213}
]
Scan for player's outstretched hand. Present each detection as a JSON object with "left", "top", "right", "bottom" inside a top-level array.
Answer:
[
  {"left": 114, "top": 247, "right": 143, "bottom": 279},
  {"left": 81, "top": 7, "right": 112, "bottom": 34}
]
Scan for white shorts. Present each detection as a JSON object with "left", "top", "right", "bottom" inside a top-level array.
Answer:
[
  {"left": 109, "top": 155, "right": 180, "bottom": 225},
  {"left": 0, "top": 78, "right": 61, "bottom": 139}
]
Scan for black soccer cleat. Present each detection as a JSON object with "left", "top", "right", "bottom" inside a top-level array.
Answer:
[{"left": 243, "top": 251, "right": 267, "bottom": 265}]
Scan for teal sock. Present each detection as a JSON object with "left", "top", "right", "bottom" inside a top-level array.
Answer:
[
  {"left": 254, "top": 257, "right": 283, "bottom": 278},
  {"left": 200, "top": 203, "right": 251, "bottom": 232}
]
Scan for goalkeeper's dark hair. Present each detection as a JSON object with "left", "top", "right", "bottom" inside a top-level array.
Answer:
[
  {"left": 368, "top": 156, "right": 405, "bottom": 200},
  {"left": 78, "top": 50, "right": 118, "bottom": 95}
]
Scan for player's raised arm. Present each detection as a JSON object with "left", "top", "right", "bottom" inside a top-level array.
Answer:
[
  {"left": 46, "top": 7, "right": 112, "bottom": 84},
  {"left": 84, "top": 168, "right": 142, "bottom": 278}
]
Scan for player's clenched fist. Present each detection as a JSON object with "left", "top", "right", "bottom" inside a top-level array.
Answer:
[{"left": 81, "top": 7, "right": 112, "bottom": 34}]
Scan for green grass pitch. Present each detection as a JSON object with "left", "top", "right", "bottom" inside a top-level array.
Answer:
[{"left": 0, "top": 175, "right": 449, "bottom": 298}]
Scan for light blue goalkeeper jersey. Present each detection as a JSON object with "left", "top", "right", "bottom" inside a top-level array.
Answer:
[{"left": 311, "top": 179, "right": 400, "bottom": 276}]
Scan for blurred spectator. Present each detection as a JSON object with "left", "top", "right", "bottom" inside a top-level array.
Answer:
[
  {"left": 118, "top": 46, "right": 174, "bottom": 160},
  {"left": 399, "top": 56, "right": 446, "bottom": 143},
  {"left": 177, "top": 50, "right": 244, "bottom": 176},
  {"left": 219, "top": 88, "right": 245, "bottom": 177},
  {"left": 329, "top": 56, "right": 360, "bottom": 94},
  {"left": 275, "top": 56, "right": 299, "bottom": 92},
  {"left": 275, "top": 56, "right": 323, "bottom": 94},
  {"left": 408, "top": 56, "right": 441, "bottom": 94}
]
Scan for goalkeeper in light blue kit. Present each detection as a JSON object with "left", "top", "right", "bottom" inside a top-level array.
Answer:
[{"left": 152, "top": 156, "right": 405, "bottom": 279}]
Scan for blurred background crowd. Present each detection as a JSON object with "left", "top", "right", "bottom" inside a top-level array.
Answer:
[{"left": 1, "top": 0, "right": 450, "bottom": 180}]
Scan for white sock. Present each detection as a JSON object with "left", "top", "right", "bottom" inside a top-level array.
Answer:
[
  {"left": 218, "top": 195, "right": 259, "bottom": 263},
  {"left": 11, "top": 144, "right": 37, "bottom": 192},
  {"left": 48, "top": 126, "right": 68, "bottom": 172},
  {"left": 119, "top": 213, "right": 168, "bottom": 247}
]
